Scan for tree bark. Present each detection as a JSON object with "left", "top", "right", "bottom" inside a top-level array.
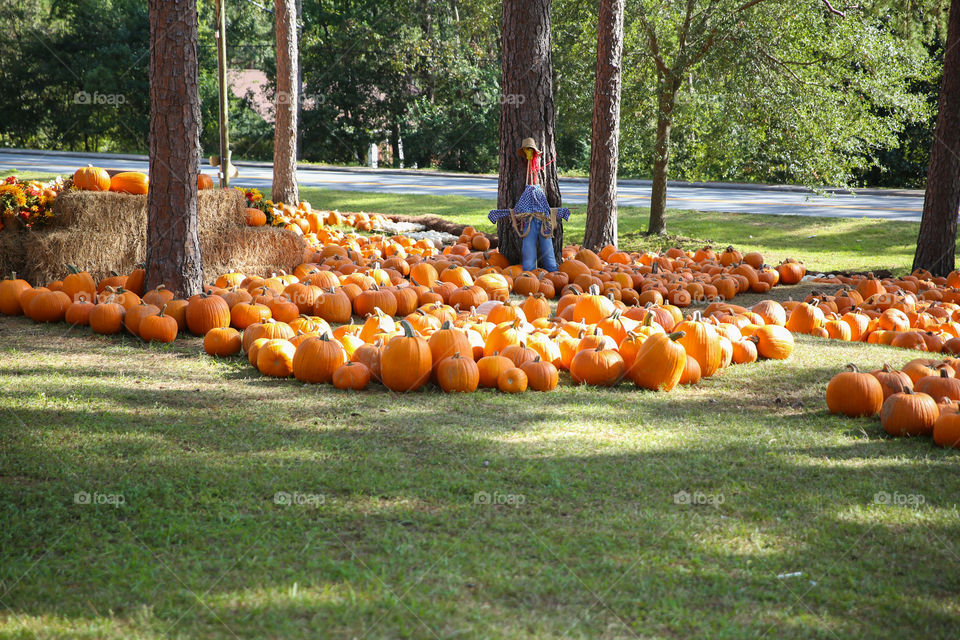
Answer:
[
  {"left": 913, "top": 0, "right": 960, "bottom": 277},
  {"left": 496, "top": 0, "right": 563, "bottom": 265},
  {"left": 272, "top": 0, "right": 299, "bottom": 205},
  {"left": 146, "top": 0, "right": 203, "bottom": 298},
  {"left": 583, "top": 0, "right": 625, "bottom": 251},
  {"left": 647, "top": 78, "right": 679, "bottom": 235}
]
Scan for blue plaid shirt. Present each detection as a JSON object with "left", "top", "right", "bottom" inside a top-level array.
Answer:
[{"left": 488, "top": 184, "right": 570, "bottom": 224}]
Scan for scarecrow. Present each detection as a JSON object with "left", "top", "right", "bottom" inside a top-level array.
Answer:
[{"left": 489, "top": 138, "right": 569, "bottom": 271}]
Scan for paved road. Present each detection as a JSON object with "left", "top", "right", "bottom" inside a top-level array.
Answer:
[{"left": 0, "top": 148, "right": 925, "bottom": 221}]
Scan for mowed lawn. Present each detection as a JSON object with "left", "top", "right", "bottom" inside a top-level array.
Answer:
[{"left": 2, "top": 187, "right": 960, "bottom": 638}]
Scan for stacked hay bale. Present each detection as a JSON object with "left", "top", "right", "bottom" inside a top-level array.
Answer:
[{"left": 4, "top": 189, "right": 306, "bottom": 285}]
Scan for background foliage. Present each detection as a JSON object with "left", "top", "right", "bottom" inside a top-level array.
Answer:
[{"left": 0, "top": 0, "right": 949, "bottom": 187}]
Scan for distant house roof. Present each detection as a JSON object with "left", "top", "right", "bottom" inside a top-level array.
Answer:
[{"left": 228, "top": 69, "right": 319, "bottom": 124}]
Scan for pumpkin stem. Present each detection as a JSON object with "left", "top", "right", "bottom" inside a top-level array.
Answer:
[
  {"left": 668, "top": 331, "right": 686, "bottom": 341},
  {"left": 399, "top": 319, "right": 417, "bottom": 338},
  {"left": 844, "top": 363, "right": 860, "bottom": 373}
]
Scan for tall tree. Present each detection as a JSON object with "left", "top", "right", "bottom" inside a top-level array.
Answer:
[
  {"left": 583, "top": 0, "right": 625, "bottom": 251},
  {"left": 146, "top": 0, "right": 203, "bottom": 297},
  {"left": 631, "top": 0, "right": 928, "bottom": 234},
  {"left": 496, "top": 0, "right": 563, "bottom": 264},
  {"left": 272, "top": 0, "right": 299, "bottom": 205},
  {"left": 914, "top": 0, "right": 960, "bottom": 276}
]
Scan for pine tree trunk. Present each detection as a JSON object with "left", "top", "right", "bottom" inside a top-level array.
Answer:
[
  {"left": 913, "top": 0, "right": 960, "bottom": 277},
  {"left": 496, "top": 0, "right": 562, "bottom": 265},
  {"left": 583, "top": 0, "right": 625, "bottom": 252},
  {"left": 647, "top": 80, "right": 677, "bottom": 236},
  {"left": 272, "top": 0, "right": 299, "bottom": 206},
  {"left": 146, "top": 0, "right": 203, "bottom": 298}
]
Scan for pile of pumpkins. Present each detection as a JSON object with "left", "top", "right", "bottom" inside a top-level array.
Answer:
[
  {"left": 0, "top": 253, "right": 798, "bottom": 393},
  {"left": 827, "top": 360, "right": 960, "bottom": 448},
  {"left": 790, "top": 272, "right": 960, "bottom": 354}
]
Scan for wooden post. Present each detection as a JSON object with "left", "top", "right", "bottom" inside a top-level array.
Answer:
[{"left": 215, "top": 0, "right": 230, "bottom": 188}]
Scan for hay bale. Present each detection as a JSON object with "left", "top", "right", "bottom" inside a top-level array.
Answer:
[
  {"left": 50, "top": 189, "right": 246, "bottom": 237},
  {"left": 0, "top": 224, "right": 25, "bottom": 278},
  {"left": 20, "top": 188, "right": 280, "bottom": 285},
  {"left": 20, "top": 228, "right": 139, "bottom": 285},
  {"left": 202, "top": 227, "right": 307, "bottom": 281}
]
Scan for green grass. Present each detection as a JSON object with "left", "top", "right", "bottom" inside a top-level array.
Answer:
[
  {"left": 297, "top": 187, "right": 942, "bottom": 275},
  {"left": 2, "top": 308, "right": 960, "bottom": 639}
]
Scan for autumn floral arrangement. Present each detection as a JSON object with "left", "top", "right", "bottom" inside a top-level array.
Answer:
[{"left": 0, "top": 175, "right": 70, "bottom": 229}]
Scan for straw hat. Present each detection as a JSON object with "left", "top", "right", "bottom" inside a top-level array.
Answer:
[{"left": 517, "top": 137, "right": 542, "bottom": 157}]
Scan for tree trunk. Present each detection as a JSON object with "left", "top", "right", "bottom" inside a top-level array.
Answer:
[
  {"left": 496, "top": 0, "right": 562, "bottom": 265},
  {"left": 583, "top": 0, "right": 625, "bottom": 252},
  {"left": 146, "top": 0, "right": 203, "bottom": 298},
  {"left": 914, "top": 0, "right": 960, "bottom": 277},
  {"left": 272, "top": 0, "right": 299, "bottom": 205},
  {"left": 647, "top": 79, "right": 678, "bottom": 235}
]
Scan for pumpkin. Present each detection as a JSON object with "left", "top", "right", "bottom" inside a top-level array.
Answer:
[
  {"left": 109, "top": 171, "right": 149, "bottom": 194},
  {"left": 380, "top": 319, "right": 432, "bottom": 392},
  {"left": 204, "top": 327, "right": 242, "bottom": 356},
  {"left": 333, "top": 361, "right": 371, "bottom": 390},
  {"left": 242, "top": 319, "right": 295, "bottom": 352},
  {"left": 628, "top": 331, "right": 687, "bottom": 392},
  {"left": 477, "top": 354, "right": 515, "bottom": 388},
  {"left": 500, "top": 341, "right": 539, "bottom": 368},
  {"left": 915, "top": 367, "right": 960, "bottom": 401},
  {"left": 139, "top": 306, "right": 178, "bottom": 343},
  {"left": 870, "top": 364, "right": 913, "bottom": 400},
  {"left": 125, "top": 267, "right": 146, "bottom": 296},
  {"left": 880, "top": 389, "right": 939, "bottom": 437},
  {"left": 826, "top": 364, "right": 884, "bottom": 417},
  {"left": 570, "top": 346, "right": 626, "bottom": 386},
  {"left": 351, "top": 340, "right": 384, "bottom": 382},
  {"left": 520, "top": 356, "right": 559, "bottom": 391},
  {"left": 676, "top": 312, "right": 722, "bottom": 377},
  {"left": 73, "top": 165, "right": 111, "bottom": 191},
  {"left": 124, "top": 300, "right": 161, "bottom": 335},
  {"left": 143, "top": 285, "right": 175, "bottom": 307},
  {"left": 256, "top": 339, "right": 296, "bottom": 377},
  {"left": 933, "top": 404, "right": 960, "bottom": 448},
  {"left": 293, "top": 333, "right": 347, "bottom": 384},
  {"left": 354, "top": 284, "right": 398, "bottom": 318},
  {"left": 197, "top": 173, "right": 214, "bottom": 190},
  {"left": 497, "top": 367, "right": 528, "bottom": 393},
  {"left": 679, "top": 354, "right": 702, "bottom": 385},
  {"left": 572, "top": 285, "right": 615, "bottom": 324},
  {"left": 428, "top": 321, "right": 473, "bottom": 367},
  {"left": 0, "top": 272, "right": 31, "bottom": 315},
  {"left": 28, "top": 290, "right": 70, "bottom": 323},
  {"left": 245, "top": 208, "right": 267, "bottom": 226},
  {"left": 731, "top": 338, "right": 758, "bottom": 365},
  {"left": 62, "top": 265, "right": 96, "bottom": 302},
  {"left": 65, "top": 300, "right": 94, "bottom": 326},
  {"left": 752, "top": 325, "right": 794, "bottom": 359},
  {"left": 186, "top": 291, "right": 231, "bottom": 335},
  {"left": 231, "top": 301, "right": 272, "bottom": 329},
  {"left": 436, "top": 352, "right": 480, "bottom": 392},
  {"left": 89, "top": 302, "right": 126, "bottom": 334},
  {"left": 314, "top": 288, "right": 353, "bottom": 324}
]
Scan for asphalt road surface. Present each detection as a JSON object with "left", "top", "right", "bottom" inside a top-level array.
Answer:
[{"left": 0, "top": 148, "right": 924, "bottom": 221}]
